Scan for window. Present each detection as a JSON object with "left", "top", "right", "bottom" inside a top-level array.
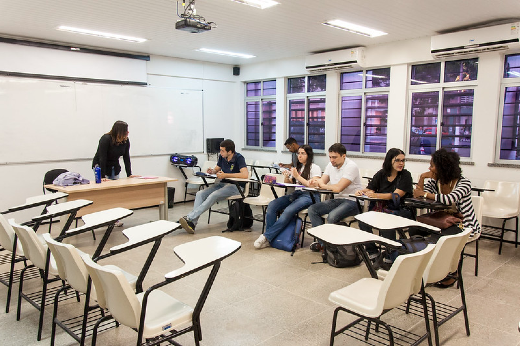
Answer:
[
  {"left": 498, "top": 54, "right": 520, "bottom": 160},
  {"left": 408, "top": 59, "right": 477, "bottom": 158},
  {"left": 287, "top": 75, "right": 326, "bottom": 150},
  {"left": 245, "top": 80, "right": 276, "bottom": 148},
  {"left": 339, "top": 68, "right": 390, "bottom": 153}
]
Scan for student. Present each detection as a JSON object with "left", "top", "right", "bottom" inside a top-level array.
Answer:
[
  {"left": 355, "top": 148, "right": 414, "bottom": 264},
  {"left": 307, "top": 143, "right": 363, "bottom": 251},
  {"left": 92, "top": 120, "right": 137, "bottom": 181},
  {"left": 179, "top": 139, "right": 248, "bottom": 234},
  {"left": 278, "top": 137, "right": 300, "bottom": 168},
  {"left": 254, "top": 145, "right": 321, "bottom": 249}
]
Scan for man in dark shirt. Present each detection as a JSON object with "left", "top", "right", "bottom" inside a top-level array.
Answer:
[
  {"left": 278, "top": 137, "right": 300, "bottom": 168},
  {"left": 179, "top": 139, "right": 248, "bottom": 234}
]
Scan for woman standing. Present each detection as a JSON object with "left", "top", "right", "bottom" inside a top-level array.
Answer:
[
  {"left": 414, "top": 148, "right": 480, "bottom": 237},
  {"left": 92, "top": 121, "right": 136, "bottom": 181},
  {"left": 254, "top": 145, "right": 321, "bottom": 249}
]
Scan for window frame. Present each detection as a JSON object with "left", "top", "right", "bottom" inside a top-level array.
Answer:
[
  {"left": 407, "top": 59, "right": 478, "bottom": 160},
  {"left": 286, "top": 75, "right": 327, "bottom": 150},
  {"left": 338, "top": 68, "right": 391, "bottom": 156},
  {"left": 244, "top": 80, "right": 277, "bottom": 149}
]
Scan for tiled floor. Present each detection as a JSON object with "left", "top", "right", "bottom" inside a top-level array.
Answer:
[{"left": 1, "top": 201, "right": 520, "bottom": 346}]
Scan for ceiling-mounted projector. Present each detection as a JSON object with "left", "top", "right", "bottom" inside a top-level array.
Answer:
[
  {"left": 176, "top": 0, "right": 215, "bottom": 34},
  {"left": 175, "top": 18, "right": 211, "bottom": 33}
]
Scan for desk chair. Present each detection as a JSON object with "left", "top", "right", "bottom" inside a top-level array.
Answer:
[
  {"left": 183, "top": 161, "right": 217, "bottom": 203},
  {"left": 43, "top": 169, "right": 69, "bottom": 231},
  {"left": 82, "top": 236, "right": 241, "bottom": 346},
  {"left": 11, "top": 221, "right": 77, "bottom": 341},
  {"left": 464, "top": 196, "right": 483, "bottom": 276},
  {"left": 43, "top": 234, "right": 137, "bottom": 346},
  {"left": 0, "top": 215, "right": 40, "bottom": 313},
  {"left": 480, "top": 181, "right": 520, "bottom": 254},
  {"left": 328, "top": 245, "right": 435, "bottom": 346},
  {"left": 243, "top": 174, "right": 285, "bottom": 233}
]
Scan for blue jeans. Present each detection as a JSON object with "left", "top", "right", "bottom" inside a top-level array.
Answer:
[
  {"left": 263, "top": 190, "right": 317, "bottom": 242},
  {"left": 106, "top": 167, "right": 119, "bottom": 180},
  {"left": 187, "top": 182, "right": 240, "bottom": 226},
  {"left": 308, "top": 198, "right": 359, "bottom": 227}
]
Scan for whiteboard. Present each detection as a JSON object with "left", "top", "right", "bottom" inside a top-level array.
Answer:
[{"left": 0, "top": 77, "right": 204, "bottom": 164}]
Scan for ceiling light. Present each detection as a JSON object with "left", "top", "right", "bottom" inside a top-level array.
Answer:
[
  {"left": 322, "top": 20, "right": 387, "bottom": 38},
  {"left": 198, "top": 48, "right": 255, "bottom": 59},
  {"left": 230, "top": 0, "right": 279, "bottom": 9},
  {"left": 57, "top": 26, "right": 147, "bottom": 43}
]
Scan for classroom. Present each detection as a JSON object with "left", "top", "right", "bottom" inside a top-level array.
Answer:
[{"left": 1, "top": 1, "right": 520, "bottom": 345}]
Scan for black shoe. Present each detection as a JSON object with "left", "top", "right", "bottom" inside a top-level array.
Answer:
[
  {"left": 310, "top": 242, "right": 323, "bottom": 252},
  {"left": 179, "top": 216, "right": 195, "bottom": 234}
]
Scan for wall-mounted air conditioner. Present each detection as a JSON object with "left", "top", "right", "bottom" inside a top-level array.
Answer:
[
  {"left": 431, "top": 22, "right": 520, "bottom": 59},
  {"left": 305, "top": 47, "right": 365, "bottom": 72}
]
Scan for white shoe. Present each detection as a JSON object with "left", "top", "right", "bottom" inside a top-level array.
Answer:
[{"left": 254, "top": 234, "right": 269, "bottom": 249}]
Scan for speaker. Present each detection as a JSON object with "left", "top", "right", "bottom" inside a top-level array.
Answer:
[
  {"left": 206, "top": 138, "right": 224, "bottom": 154},
  {"left": 233, "top": 66, "right": 240, "bottom": 76}
]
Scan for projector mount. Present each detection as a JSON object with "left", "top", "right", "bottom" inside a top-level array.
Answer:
[{"left": 176, "top": 0, "right": 216, "bottom": 32}]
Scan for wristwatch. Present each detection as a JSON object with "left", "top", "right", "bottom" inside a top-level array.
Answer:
[{"left": 423, "top": 192, "right": 428, "bottom": 198}]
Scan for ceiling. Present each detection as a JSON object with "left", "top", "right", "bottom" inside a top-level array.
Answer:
[{"left": 0, "top": 0, "right": 519, "bottom": 66}]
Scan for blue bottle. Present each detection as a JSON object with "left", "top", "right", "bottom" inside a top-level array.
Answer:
[{"left": 94, "top": 165, "right": 101, "bottom": 184}]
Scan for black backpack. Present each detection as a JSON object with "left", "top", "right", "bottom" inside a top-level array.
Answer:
[
  {"left": 323, "top": 244, "right": 362, "bottom": 268},
  {"left": 226, "top": 200, "right": 253, "bottom": 231}
]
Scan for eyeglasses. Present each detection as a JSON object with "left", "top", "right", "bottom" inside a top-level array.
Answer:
[{"left": 393, "top": 159, "right": 406, "bottom": 163}]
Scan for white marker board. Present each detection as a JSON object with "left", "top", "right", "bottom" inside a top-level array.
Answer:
[{"left": 0, "top": 77, "right": 203, "bottom": 164}]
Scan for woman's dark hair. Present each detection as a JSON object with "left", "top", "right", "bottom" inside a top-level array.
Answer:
[
  {"left": 431, "top": 148, "right": 462, "bottom": 185},
  {"left": 294, "top": 145, "right": 314, "bottom": 182},
  {"left": 108, "top": 121, "right": 128, "bottom": 144},
  {"left": 382, "top": 148, "right": 405, "bottom": 176}
]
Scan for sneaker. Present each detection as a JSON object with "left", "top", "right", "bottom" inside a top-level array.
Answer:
[
  {"left": 367, "top": 250, "right": 381, "bottom": 261},
  {"left": 179, "top": 216, "right": 195, "bottom": 234},
  {"left": 114, "top": 220, "right": 124, "bottom": 227},
  {"left": 254, "top": 234, "right": 270, "bottom": 249},
  {"left": 380, "top": 257, "right": 394, "bottom": 271},
  {"left": 310, "top": 241, "right": 323, "bottom": 252}
]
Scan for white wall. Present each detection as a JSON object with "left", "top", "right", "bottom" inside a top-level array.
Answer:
[{"left": 0, "top": 52, "right": 240, "bottom": 211}]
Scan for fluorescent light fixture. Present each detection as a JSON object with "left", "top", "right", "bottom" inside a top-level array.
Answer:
[
  {"left": 57, "top": 26, "right": 147, "bottom": 43},
  {"left": 198, "top": 48, "right": 255, "bottom": 59},
  {"left": 322, "top": 20, "right": 387, "bottom": 38},
  {"left": 230, "top": 0, "right": 279, "bottom": 9}
]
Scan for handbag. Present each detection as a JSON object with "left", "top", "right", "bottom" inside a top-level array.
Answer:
[{"left": 416, "top": 210, "right": 463, "bottom": 229}]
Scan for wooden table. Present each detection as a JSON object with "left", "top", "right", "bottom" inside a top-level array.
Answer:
[{"left": 45, "top": 177, "right": 176, "bottom": 220}]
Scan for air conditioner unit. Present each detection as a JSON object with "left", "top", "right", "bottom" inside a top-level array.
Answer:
[
  {"left": 305, "top": 47, "right": 366, "bottom": 72},
  {"left": 431, "top": 22, "right": 520, "bottom": 59}
]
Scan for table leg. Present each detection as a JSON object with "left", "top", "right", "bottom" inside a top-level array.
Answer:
[
  {"left": 161, "top": 184, "right": 168, "bottom": 221},
  {"left": 355, "top": 244, "right": 378, "bottom": 279}
]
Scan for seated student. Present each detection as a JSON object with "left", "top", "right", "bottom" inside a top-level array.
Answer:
[
  {"left": 355, "top": 148, "right": 414, "bottom": 263},
  {"left": 413, "top": 148, "right": 480, "bottom": 287},
  {"left": 179, "top": 139, "right": 248, "bottom": 234},
  {"left": 307, "top": 143, "right": 363, "bottom": 251},
  {"left": 278, "top": 137, "right": 300, "bottom": 169},
  {"left": 254, "top": 145, "right": 321, "bottom": 249}
]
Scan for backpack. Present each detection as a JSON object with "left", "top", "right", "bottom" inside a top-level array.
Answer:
[
  {"left": 226, "top": 200, "right": 253, "bottom": 231},
  {"left": 270, "top": 217, "right": 302, "bottom": 255},
  {"left": 323, "top": 244, "right": 362, "bottom": 268}
]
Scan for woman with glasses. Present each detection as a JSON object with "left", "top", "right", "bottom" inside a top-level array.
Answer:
[
  {"left": 254, "top": 145, "right": 321, "bottom": 249},
  {"left": 355, "top": 148, "right": 414, "bottom": 268}
]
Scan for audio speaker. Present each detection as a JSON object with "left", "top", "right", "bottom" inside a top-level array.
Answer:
[
  {"left": 233, "top": 66, "right": 240, "bottom": 76},
  {"left": 206, "top": 138, "right": 224, "bottom": 154}
]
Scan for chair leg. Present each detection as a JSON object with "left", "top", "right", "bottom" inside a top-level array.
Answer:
[
  {"left": 474, "top": 238, "right": 479, "bottom": 276},
  {"left": 420, "top": 284, "right": 433, "bottom": 346},
  {"left": 329, "top": 307, "right": 340, "bottom": 346},
  {"left": 499, "top": 219, "right": 507, "bottom": 255},
  {"left": 51, "top": 285, "right": 68, "bottom": 346},
  {"left": 37, "top": 270, "right": 51, "bottom": 341},
  {"left": 300, "top": 215, "right": 308, "bottom": 248},
  {"left": 184, "top": 183, "right": 188, "bottom": 203},
  {"left": 16, "top": 265, "right": 30, "bottom": 321},
  {"left": 426, "top": 293, "right": 440, "bottom": 346},
  {"left": 261, "top": 206, "right": 266, "bottom": 234},
  {"left": 515, "top": 216, "right": 519, "bottom": 249},
  {"left": 458, "top": 262, "right": 471, "bottom": 337},
  {"left": 5, "top": 250, "right": 18, "bottom": 313}
]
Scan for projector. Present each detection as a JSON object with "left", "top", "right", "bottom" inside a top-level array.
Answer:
[{"left": 175, "top": 18, "right": 211, "bottom": 33}]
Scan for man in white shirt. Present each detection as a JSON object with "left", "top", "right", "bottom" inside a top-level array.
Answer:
[{"left": 307, "top": 143, "right": 363, "bottom": 251}]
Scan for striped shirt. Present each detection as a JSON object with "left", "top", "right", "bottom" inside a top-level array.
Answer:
[{"left": 424, "top": 176, "right": 480, "bottom": 232}]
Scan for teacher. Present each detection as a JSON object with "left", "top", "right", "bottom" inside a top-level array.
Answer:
[{"left": 92, "top": 120, "right": 136, "bottom": 181}]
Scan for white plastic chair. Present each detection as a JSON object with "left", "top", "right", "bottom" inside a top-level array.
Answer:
[
  {"left": 184, "top": 161, "right": 217, "bottom": 202},
  {"left": 481, "top": 181, "right": 520, "bottom": 254},
  {"left": 328, "top": 245, "right": 435, "bottom": 346},
  {"left": 11, "top": 221, "right": 63, "bottom": 341},
  {"left": 243, "top": 174, "right": 285, "bottom": 233},
  {"left": 81, "top": 236, "right": 241, "bottom": 346},
  {"left": 404, "top": 228, "right": 472, "bottom": 346},
  {"left": 43, "top": 234, "right": 137, "bottom": 346}
]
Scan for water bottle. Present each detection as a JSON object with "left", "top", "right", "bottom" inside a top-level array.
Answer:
[{"left": 94, "top": 165, "right": 101, "bottom": 184}]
